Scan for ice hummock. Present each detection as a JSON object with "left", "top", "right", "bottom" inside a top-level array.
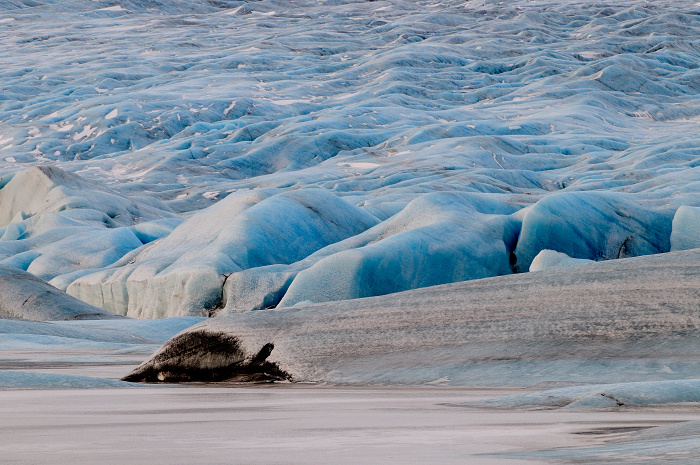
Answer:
[
  {"left": 529, "top": 249, "right": 594, "bottom": 272},
  {"left": 68, "top": 187, "right": 379, "bottom": 318},
  {"left": 0, "top": 265, "right": 120, "bottom": 320}
]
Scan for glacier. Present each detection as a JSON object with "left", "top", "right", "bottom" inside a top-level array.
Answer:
[
  {"left": 0, "top": 265, "right": 121, "bottom": 320},
  {"left": 1, "top": 0, "right": 700, "bottom": 317},
  {"left": 124, "top": 250, "right": 700, "bottom": 386},
  {"left": 2, "top": 1, "right": 700, "bottom": 462}
]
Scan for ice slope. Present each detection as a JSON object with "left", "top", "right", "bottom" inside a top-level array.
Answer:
[
  {"left": 671, "top": 205, "right": 700, "bottom": 251},
  {"left": 0, "top": 265, "right": 120, "bottom": 320},
  {"left": 0, "top": 0, "right": 700, "bottom": 314},
  {"left": 124, "top": 249, "right": 700, "bottom": 385},
  {"left": 462, "top": 379, "right": 700, "bottom": 410}
]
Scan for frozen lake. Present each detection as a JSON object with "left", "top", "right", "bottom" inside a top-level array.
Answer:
[{"left": 3, "top": 384, "right": 700, "bottom": 465}]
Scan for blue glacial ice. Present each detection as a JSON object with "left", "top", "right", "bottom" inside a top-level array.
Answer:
[
  {"left": 0, "top": 0, "right": 699, "bottom": 317},
  {"left": 68, "top": 187, "right": 379, "bottom": 317}
]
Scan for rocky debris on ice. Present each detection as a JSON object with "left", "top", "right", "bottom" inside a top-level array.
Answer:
[{"left": 124, "top": 249, "right": 700, "bottom": 386}]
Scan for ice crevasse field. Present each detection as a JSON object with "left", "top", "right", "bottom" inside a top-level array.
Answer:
[{"left": 2, "top": 0, "right": 700, "bottom": 461}]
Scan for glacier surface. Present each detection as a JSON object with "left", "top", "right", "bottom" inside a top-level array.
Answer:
[
  {"left": 3, "top": 3, "right": 700, "bottom": 462},
  {"left": 1, "top": 0, "right": 700, "bottom": 316},
  {"left": 124, "top": 250, "right": 700, "bottom": 386}
]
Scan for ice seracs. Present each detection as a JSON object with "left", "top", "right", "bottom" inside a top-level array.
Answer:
[
  {"left": 513, "top": 192, "right": 673, "bottom": 272},
  {"left": 277, "top": 192, "right": 521, "bottom": 307}
]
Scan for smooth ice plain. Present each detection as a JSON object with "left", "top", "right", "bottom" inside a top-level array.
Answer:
[{"left": 2, "top": 0, "right": 700, "bottom": 463}]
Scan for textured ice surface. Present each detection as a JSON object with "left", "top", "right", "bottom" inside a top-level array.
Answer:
[
  {"left": 277, "top": 192, "right": 520, "bottom": 307},
  {"left": 126, "top": 250, "right": 700, "bottom": 386},
  {"left": 1, "top": 0, "right": 700, "bottom": 314},
  {"left": 0, "top": 265, "right": 119, "bottom": 320},
  {"left": 68, "top": 187, "right": 379, "bottom": 317},
  {"left": 462, "top": 379, "right": 700, "bottom": 410}
]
